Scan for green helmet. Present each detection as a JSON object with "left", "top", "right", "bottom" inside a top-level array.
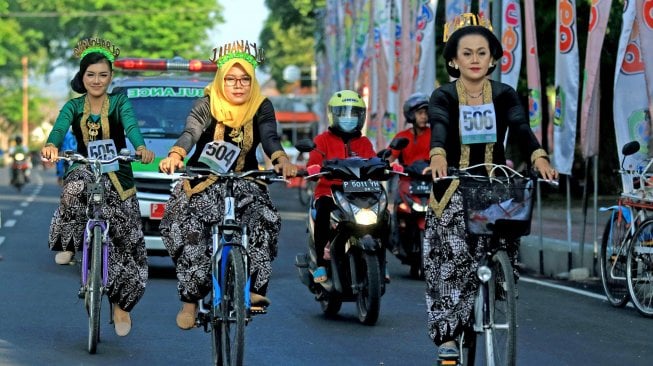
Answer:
[{"left": 327, "top": 90, "right": 366, "bottom": 134}]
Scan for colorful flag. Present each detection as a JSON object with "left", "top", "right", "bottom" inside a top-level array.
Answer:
[
  {"left": 524, "top": 0, "right": 542, "bottom": 143},
  {"left": 636, "top": 0, "right": 653, "bottom": 120},
  {"left": 614, "top": 0, "right": 650, "bottom": 192},
  {"left": 580, "top": 0, "right": 612, "bottom": 159},
  {"left": 500, "top": 0, "right": 522, "bottom": 90},
  {"left": 553, "top": 0, "right": 580, "bottom": 175},
  {"left": 414, "top": 1, "right": 438, "bottom": 96}
]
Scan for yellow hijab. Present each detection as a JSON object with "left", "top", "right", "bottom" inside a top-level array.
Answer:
[{"left": 204, "top": 58, "right": 266, "bottom": 130}]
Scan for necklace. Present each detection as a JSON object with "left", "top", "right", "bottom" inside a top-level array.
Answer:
[{"left": 464, "top": 90, "right": 483, "bottom": 99}]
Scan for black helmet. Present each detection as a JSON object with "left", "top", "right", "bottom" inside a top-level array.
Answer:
[
  {"left": 15, "top": 135, "right": 22, "bottom": 145},
  {"left": 403, "top": 93, "right": 429, "bottom": 124}
]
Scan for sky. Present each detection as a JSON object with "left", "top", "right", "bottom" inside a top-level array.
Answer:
[{"left": 211, "top": 0, "right": 269, "bottom": 46}]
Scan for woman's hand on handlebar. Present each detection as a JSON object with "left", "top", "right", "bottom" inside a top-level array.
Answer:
[
  {"left": 430, "top": 155, "right": 448, "bottom": 181},
  {"left": 274, "top": 156, "right": 299, "bottom": 179},
  {"left": 41, "top": 145, "right": 59, "bottom": 163},
  {"left": 136, "top": 147, "right": 155, "bottom": 164},
  {"left": 159, "top": 153, "right": 184, "bottom": 175},
  {"left": 533, "top": 157, "right": 559, "bottom": 181}
]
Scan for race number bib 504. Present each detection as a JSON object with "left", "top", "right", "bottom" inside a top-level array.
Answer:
[
  {"left": 198, "top": 141, "right": 241, "bottom": 173},
  {"left": 459, "top": 103, "right": 497, "bottom": 144},
  {"left": 87, "top": 139, "right": 119, "bottom": 173}
]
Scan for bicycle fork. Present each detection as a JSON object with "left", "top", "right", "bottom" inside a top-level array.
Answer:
[{"left": 80, "top": 220, "right": 110, "bottom": 295}]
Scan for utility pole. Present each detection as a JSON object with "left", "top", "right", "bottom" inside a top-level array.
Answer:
[
  {"left": 491, "top": 0, "right": 502, "bottom": 82},
  {"left": 22, "top": 56, "right": 29, "bottom": 145}
]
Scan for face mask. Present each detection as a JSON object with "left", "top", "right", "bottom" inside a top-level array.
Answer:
[{"left": 338, "top": 117, "right": 358, "bottom": 132}]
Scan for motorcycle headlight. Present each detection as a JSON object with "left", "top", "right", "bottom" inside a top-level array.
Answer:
[
  {"left": 411, "top": 202, "right": 428, "bottom": 212},
  {"left": 14, "top": 153, "right": 25, "bottom": 160},
  {"left": 353, "top": 208, "right": 378, "bottom": 226}
]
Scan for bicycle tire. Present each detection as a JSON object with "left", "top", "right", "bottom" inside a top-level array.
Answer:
[
  {"left": 599, "top": 213, "right": 630, "bottom": 307},
  {"left": 356, "top": 252, "right": 382, "bottom": 325},
  {"left": 484, "top": 250, "right": 516, "bottom": 366},
  {"left": 220, "top": 247, "right": 246, "bottom": 365},
  {"left": 626, "top": 218, "right": 653, "bottom": 317},
  {"left": 87, "top": 225, "right": 103, "bottom": 354}
]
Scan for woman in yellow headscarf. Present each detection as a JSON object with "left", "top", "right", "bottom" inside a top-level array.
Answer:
[{"left": 159, "top": 41, "right": 298, "bottom": 329}]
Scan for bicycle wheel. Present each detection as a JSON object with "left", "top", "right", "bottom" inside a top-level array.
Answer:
[
  {"left": 599, "top": 213, "right": 630, "bottom": 307},
  {"left": 484, "top": 250, "right": 516, "bottom": 366},
  {"left": 86, "top": 225, "right": 103, "bottom": 354},
  {"left": 627, "top": 218, "right": 653, "bottom": 317},
  {"left": 220, "top": 247, "right": 246, "bottom": 365},
  {"left": 356, "top": 252, "right": 382, "bottom": 325}
]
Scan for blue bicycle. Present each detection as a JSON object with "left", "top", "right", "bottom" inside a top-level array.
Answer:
[
  {"left": 58, "top": 149, "right": 138, "bottom": 354},
  {"left": 181, "top": 167, "right": 285, "bottom": 366}
]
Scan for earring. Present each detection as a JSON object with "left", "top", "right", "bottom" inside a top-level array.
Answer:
[
  {"left": 454, "top": 64, "right": 459, "bottom": 70},
  {"left": 489, "top": 62, "right": 495, "bottom": 67}
]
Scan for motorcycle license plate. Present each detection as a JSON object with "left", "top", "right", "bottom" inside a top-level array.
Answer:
[
  {"left": 150, "top": 203, "right": 166, "bottom": 220},
  {"left": 343, "top": 180, "right": 381, "bottom": 193},
  {"left": 410, "top": 181, "right": 431, "bottom": 195}
]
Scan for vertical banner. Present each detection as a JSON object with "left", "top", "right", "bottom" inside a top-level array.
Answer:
[
  {"left": 614, "top": 0, "right": 649, "bottom": 192},
  {"left": 398, "top": 0, "right": 419, "bottom": 132},
  {"left": 351, "top": 0, "right": 372, "bottom": 89},
  {"left": 478, "top": 0, "right": 491, "bottom": 19},
  {"left": 524, "top": 0, "right": 543, "bottom": 143},
  {"left": 580, "top": 0, "right": 612, "bottom": 159},
  {"left": 414, "top": 0, "right": 438, "bottom": 96},
  {"left": 445, "top": 0, "right": 472, "bottom": 22},
  {"left": 637, "top": 0, "right": 653, "bottom": 121},
  {"left": 501, "top": 0, "right": 522, "bottom": 90},
  {"left": 553, "top": 0, "right": 579, "bottom": 175}
]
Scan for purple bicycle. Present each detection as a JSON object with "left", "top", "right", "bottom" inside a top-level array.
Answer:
[{"left": 58, "top": 148, "right": 138, "bottom": 354}]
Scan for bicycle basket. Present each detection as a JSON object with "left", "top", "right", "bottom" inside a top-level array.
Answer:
[{"left": 458, "top": 175, "right": 535, "bottom": 237}]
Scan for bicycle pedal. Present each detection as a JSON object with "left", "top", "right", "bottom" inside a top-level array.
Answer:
[
  {"left": 437, "top": 358, "right": 458, "bottom": 366},
  {"left": 249, "top": 306, "right": 267, "bottom": 315}
]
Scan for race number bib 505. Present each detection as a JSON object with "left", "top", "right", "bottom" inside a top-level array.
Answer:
[
  {"left": 459, "top": 103, "right": 497, "bottom": 144},
  {"left": 87, "top": 139, "right": 119, "bottom": 173},
  {"left": 198, "top": 141, "right": 241, "bottom": 173}
]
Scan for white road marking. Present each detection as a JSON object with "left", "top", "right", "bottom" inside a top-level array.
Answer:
[
  {"left": 13, "top": 210, "right": 23, "bottom": 216},
  {"left": 521, "top": 276, "right": 633, "bottom": 308},
  {"left": 3, "top": 220, "right": 16, "bottom": 227}
]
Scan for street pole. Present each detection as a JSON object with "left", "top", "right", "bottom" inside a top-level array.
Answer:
[
  {"left": 22, "top": 56, "right": 28, "bottom": 145},
  {"left": 491, "top": 0, "right": 502, "bottom": 82}
]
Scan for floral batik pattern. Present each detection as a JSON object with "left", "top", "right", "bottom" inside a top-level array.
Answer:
[
  {"left": 160, "top": 179, "right": 280, "bottom": 302},
  {"left": 48, "top": 167, "right": 148, "bottom": 311}
]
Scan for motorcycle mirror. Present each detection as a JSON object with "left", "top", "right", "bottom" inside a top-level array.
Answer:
[
  {"left": 377, "top": 149, "right": 392, "bottom": 159},
  {"left": 295, "top": 139, "right": 316, "bottom": 153},
  {"left": 389, "top": 137, "right": 409, "bottom": 150},
  {"left": 622, "top": 141, "right": 640, "bottom": 156}
]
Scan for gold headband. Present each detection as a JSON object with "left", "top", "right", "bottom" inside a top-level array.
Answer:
[
  {"left": 443, "top": 13, "right": 494, "bottom": 42},
  {"left": 209, "top": 40, "right": 265, "bottom": 69},
  {"left": 72, "top": 37, "right": 120, "bottom": 62}
]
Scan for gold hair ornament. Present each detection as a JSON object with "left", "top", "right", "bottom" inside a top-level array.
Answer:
[
  {"left": 210, "top": 40, "right": 265, "bottom": 69},
  {"left": 73, "top": 37, "right": 120, "bottom": 62},
  {"left": 443, "top": 13, "right": 494, "bottom": 42}
]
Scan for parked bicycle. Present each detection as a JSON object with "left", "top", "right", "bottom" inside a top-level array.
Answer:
[
  {"left": 600, "top": 141, "right": 653, "bottom": 316},
  {"left": 57, "top": 149, "right": 139, "bottom": 354},
  {"left": 436, "top": 163, "right": 556, "bottom": 366},
  {"left": 180, "top": 167, "right": 286, "bottom": 365}
]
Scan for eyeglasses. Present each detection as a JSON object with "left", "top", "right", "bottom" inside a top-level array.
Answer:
[{"left": 224, "top": 76, "right": 252, "bottom": 87}]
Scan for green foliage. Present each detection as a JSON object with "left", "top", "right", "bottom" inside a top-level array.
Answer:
[{"left": 262, "top": 0, "right": 325, "bottom": 88}]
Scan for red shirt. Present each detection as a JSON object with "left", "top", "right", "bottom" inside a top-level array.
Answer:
[
  {"left": 390, "top": 127, "right": 431, "bottom": 166},
  {"left": 308, "top": 130, "right": 376, "bottom": 199}
]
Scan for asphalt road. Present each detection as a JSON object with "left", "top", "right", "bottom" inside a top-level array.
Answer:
[{"left": 0, "top": 166, "right": 652, "bottom": 365}]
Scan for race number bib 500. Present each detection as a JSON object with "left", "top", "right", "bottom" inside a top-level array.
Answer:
[
  {"left": 87, "top": 139, "right": 119, "bottom": 173},
  {"left": 198, "top": 141, "right": 241, "bottom": 173},
  {"left": 459, "top": 103, "right": 497, "bottom": 144}
]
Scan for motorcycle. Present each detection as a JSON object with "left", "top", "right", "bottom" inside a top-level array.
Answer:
[
  {"left": 294, "top": 137, "right": 408, "bottom": 325},
  {"left": 390, "top": 160, "right": 431, "bottom": 279},
  {"left": 11, "top": 150, "right": 30, "bottom": 192}
]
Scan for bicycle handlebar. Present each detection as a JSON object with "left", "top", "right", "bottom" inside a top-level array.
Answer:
[
  {"left": 434, "top": 163, "right": 559, "bottom": 187},
  {"left": 57, "top": 152, "right": 141, "bottom": 165},
  {"left": 180, "top": 167, "right": 287, "bottom": 184}
]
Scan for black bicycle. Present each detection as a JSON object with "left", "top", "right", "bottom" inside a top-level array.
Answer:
[{"left": 437, "top": 163, "right": 556, "bottom": 366}]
